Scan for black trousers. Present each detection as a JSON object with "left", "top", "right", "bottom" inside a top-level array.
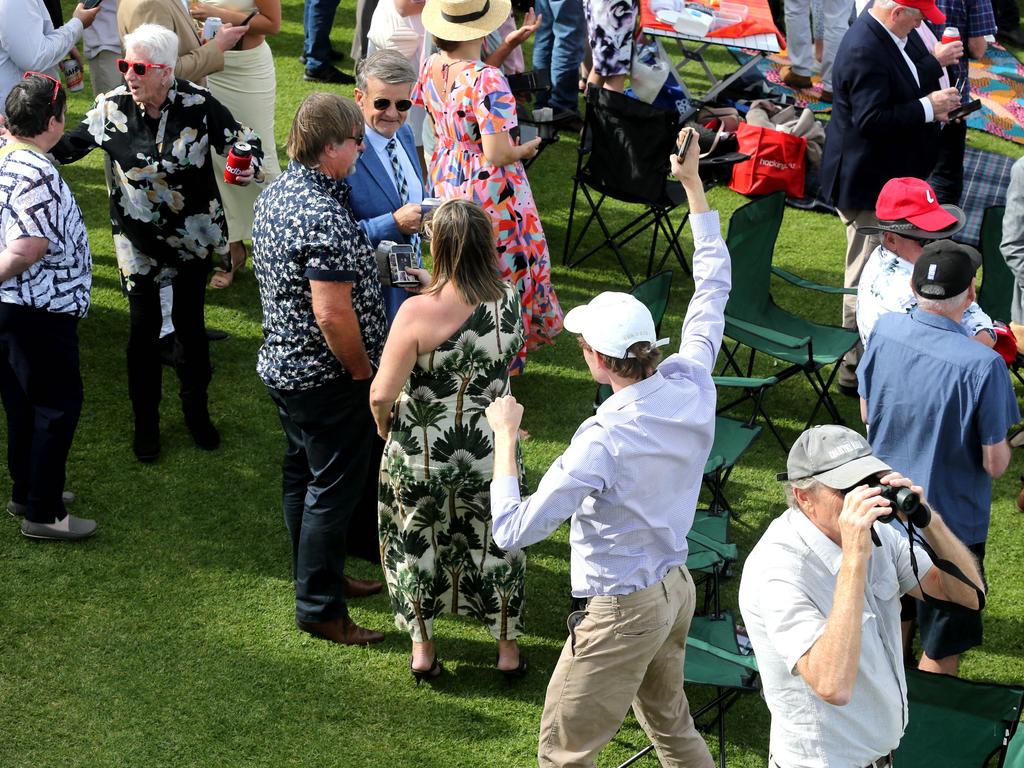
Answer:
[
  {"left": 0, "top": 304, "right": 82, "bottom": 524},
  {"left": 267, "top": 376, "right": 375, "bottom": 623},
  {"left": 126, "top": 266, "right": 210, "bottom": 421},
  {"left": 927, "top": 120, "right": 968, "bottom": 208}
]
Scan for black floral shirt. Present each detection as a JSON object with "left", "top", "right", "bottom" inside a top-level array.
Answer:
[
  {"left": 51, "top": 79, "right": 263, "bottom": 292},
  {"left": 252, "top": 160, "right": 386, "bottom": 391}
]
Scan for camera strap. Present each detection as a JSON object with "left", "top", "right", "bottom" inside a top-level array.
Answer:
[{"left": 900, "top": 517, "right": 986, "bottom": 614}]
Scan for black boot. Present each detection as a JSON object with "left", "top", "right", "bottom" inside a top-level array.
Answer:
[
  {"left": 133, "top": 411, "right": 161, "bottom": 463},
  {"left": 183, "top": 403, "right": 220, "bottom": 451}
]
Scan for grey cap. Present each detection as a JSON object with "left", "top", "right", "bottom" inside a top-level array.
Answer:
[{"left": 779, "top": 425, "right": 892, "bottom": 489}]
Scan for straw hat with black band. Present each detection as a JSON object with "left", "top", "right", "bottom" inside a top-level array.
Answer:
[{"left": 421, "top": 0, "right": 512, "bottom": 41}]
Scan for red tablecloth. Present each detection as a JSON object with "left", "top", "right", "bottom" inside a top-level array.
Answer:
[{"left": 639, "top": 0, "right": 785, "bottom": 49}]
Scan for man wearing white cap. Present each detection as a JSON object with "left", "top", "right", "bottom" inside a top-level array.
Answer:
[
  {"left": 485, "top": 129, "right": 721, "bottom": 768},
  {"left": 739, "top": 425, "right": 984, "bottom": 768}
]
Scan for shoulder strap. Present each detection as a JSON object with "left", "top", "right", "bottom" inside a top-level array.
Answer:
[{"left": 905, "top": 516, "right": 987, "bottom": 615}]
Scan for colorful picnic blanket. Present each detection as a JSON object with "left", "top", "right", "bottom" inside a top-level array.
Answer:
[
  {"left": 731, "top": 43, "right": 1024, "bottom": 142},
  {"left": 967, "top": 43, "right": 1024, "bottom": 145}
]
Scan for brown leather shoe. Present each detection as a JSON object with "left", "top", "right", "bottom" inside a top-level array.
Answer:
[
  {"left": 780, "top": 65, "right": 813, "bottom": 89},
  {"left": 343, "top": 575, "right": 384, "bottom": 598},
  {"left": 1017, "top": 474, "right": 1024, "bottom": 514},
  {"left": 296, "top": 616, "right": 385, "bottom": 645}
]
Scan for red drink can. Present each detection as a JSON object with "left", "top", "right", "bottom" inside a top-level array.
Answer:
[
  {"left": 941, "top": 26, "right": 961, "bottom": 44},
  {"left": 224, "top": 142, "right": 252, "bottom": 184}
]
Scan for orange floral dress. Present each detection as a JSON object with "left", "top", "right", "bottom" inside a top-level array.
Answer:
[{"left": 414, "top": 55, "right": 563, "bottom": 375}]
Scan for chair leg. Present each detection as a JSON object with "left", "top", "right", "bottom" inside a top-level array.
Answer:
[
  {"left": 615, "top": 745, "right": 656, "bottom": 768},
  {"left": 803, "top": 363, "right": 845, "bottom": 430}
]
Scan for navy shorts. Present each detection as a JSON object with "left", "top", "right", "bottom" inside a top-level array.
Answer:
[{"left": 916, "top": 542, "right": 986, "bottom": 660}]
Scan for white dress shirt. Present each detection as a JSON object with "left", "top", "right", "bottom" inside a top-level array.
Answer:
[
  {"left": 0, "top": 0, "right": 82, "bottom": 110},
  {"left": 363, "top": 125, "right": 424, "bottom": 206},
  {"left": 873, "top": 10, "right": 936, "bottom": 122},
  {"left": 489, "top": 210, "right": 731, "bottom": 597}
]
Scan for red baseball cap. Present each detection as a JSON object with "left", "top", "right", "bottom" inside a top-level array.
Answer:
[
  {"left": 865, "top": 177, "right": 964, "bottom": 238},
  {"left": 895, "top": 0, "right": 946, "bottom": 25}
]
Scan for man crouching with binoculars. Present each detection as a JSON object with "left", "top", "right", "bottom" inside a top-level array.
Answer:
[{"left": 739, "top": 425, "right": 985, "bottom": 768}]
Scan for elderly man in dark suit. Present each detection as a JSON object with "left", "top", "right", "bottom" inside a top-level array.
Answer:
[
  {"left": 820, "top": 0, "right": 960, "bottom": 394},
  {"left": 348, "top": 49, "right": 426, "bottom": 325}
]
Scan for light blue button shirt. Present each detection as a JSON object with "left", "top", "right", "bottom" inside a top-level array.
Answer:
[
  {"left": 489, "top": 211, "right": 731, "bottom": 597},
  {"left": 364, "top": 126, "right": 423, "bottom": 207}
]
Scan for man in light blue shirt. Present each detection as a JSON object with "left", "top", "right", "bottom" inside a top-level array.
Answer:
[
  {"left": 858, "top": 240, "right": 1017, "bottom": 676},
  {"left": 485, "top": 132, "right": 722, "bottom": 768}
]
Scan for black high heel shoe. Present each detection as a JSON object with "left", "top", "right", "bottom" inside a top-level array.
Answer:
[
  {"left": 410, "top": 656, "right": 444, "bottom": 685},
  {"left": 496, "top": 653, "right": 528, "bottom": 681}
]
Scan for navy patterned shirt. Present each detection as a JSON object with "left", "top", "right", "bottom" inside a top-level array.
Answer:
[{"left": 253, "top": 160, "right": 386, "bottom": 391}]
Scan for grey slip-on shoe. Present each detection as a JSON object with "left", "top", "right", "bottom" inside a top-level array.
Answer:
[{"left": 21, "top": 515, "right": 97, "bottom": 541}]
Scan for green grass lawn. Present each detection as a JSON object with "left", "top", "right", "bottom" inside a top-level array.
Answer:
[{"left": 2, "top": 4, "right": 1024, "bottom": 767}]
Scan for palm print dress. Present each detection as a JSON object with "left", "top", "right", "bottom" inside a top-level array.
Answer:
[
  {"left": 414, "top": 56, "right": 563, "bottom": 376},
  {"left": 378, "top": 283, "right": 527, "bottom": 643}
]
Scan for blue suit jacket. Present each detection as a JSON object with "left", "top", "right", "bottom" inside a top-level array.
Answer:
[
  {"left": 347, "top": 124, "right": 426, "bottom": 322},
  {"left": 819, "top": 11, "right": 943, "bottom": 211}
]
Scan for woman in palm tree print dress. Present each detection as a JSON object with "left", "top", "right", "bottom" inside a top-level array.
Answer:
[{"left": 371, "top": 200, "right": 528, "bottom": 679}]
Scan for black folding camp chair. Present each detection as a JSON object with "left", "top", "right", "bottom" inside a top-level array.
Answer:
[{"left": 564, "top": 86, "right": 689, "bottom": 285}]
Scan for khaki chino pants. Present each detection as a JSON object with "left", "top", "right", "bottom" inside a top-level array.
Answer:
[
  {"left": 837, "top": 207, "right": 880, "bottom": 387},
  {"left": 538, "top": 567, "right": 714, "bottom": 768}
]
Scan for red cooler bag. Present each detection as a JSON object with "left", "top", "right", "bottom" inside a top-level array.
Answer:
[{"left": 729, "top": 122, "right": 807, "bottom": 198}]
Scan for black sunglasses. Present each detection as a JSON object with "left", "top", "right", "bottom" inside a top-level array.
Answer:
[{"left": 373, "top": 97, "right": 412, "bottom": 112}]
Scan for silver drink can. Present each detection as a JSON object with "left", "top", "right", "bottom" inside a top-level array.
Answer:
[{"left": 202, "top": 17, "right": 223, "bottom": 41}]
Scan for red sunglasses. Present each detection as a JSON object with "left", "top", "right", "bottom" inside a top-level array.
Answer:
[
  {"left": 23, "top": 71, "right": 61, "bottom": 104},
  {"left": 116, "top": 58, "right": 170, "bottom": 76}
]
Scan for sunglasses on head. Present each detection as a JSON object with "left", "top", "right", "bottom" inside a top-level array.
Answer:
[
  {"left": 116, "top": 58, "right": 170, "bottom": 76},
  {"left": 23, "top": 71, "right": 60, "bottom": 104},
  {"left": 373, "top": 97, "right": 412, "bottom": 112}
]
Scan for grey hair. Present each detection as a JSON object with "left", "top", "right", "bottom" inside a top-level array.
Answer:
[
  {"left": 356, "top": 49, "right": 417, "bottom": 91},
  {"left": 123, "top": 24, "right": 178, "bottom": 73},
  {"left": 785, "top": 477, "right": 826, "bottom": 510},
  {"left": 875, "top": 0, "right": 924, "bottom": 13},
  {"left": 916, "top": 287, "right": 970, "bottom": 314}
]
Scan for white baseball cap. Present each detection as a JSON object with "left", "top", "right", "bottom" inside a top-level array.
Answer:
[{"left": 563, "top": 292, "right": 669, "bottom": 358}]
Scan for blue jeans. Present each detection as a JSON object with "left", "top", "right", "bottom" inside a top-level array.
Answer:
[
  {"left": 303, "top": 0, "right": 340, "bottom": 71},
  {"left": 532, "top": 0, "right": 586, "bottom": 115}
]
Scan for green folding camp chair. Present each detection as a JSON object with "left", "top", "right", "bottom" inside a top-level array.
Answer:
[
  {"left": 617, "top": 609, "right": 761, "bottom": 768},
  {"left": 978, "top": 206, "right": 1010, "bottom": 322},
  {"left": 593, "top": 269, "right": 674, "bottom": 412},
  {"left": 687, "top": 508, "right": 738, "bottom": 617},
  {"left": 1006, "top": 726, "right": 1024, "bottom": 768},
  {"left": 717, "top": 192, "right": 858, "bottom": 445},
  {"left": 703, "top": 415, "right": 761, "bottom": 518},
  {"left": 976, "top": 205, "right": 1024, "bottom": 389},
  {"left": 893, "top": 667, "right": 1024, "bottom": 768},
  {"left": 590, "top": 272, "right": 761, "bottom": 512}
]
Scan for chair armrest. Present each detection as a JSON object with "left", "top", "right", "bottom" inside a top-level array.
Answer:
[
  {"left": 687, "top": 636, "right": 760, "bottom": 671},
  {"left": 725, "top": 315, "right": 811, "bottom": 350},
  {"left": 772, "top": 266, "right": 857, "bottom": 295},
  {"left": 712, "top": 375, "right": 779, "bottom": 389}
]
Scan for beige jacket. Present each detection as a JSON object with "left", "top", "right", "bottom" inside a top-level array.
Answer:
[{"left": 117, "top": 0, "right": 224, "bottom": 84}]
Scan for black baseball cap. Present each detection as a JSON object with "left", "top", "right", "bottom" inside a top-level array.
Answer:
[{"left": 912, "top": 240, "right": 981, "bottom": 300}]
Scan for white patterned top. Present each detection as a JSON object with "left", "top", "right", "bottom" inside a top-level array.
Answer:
[
  {"left": 856, "top": 243, "right": 993, "bottom": 348},
  {"left": 0, "top": 142, "right": 91, "bottom": 317}
]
